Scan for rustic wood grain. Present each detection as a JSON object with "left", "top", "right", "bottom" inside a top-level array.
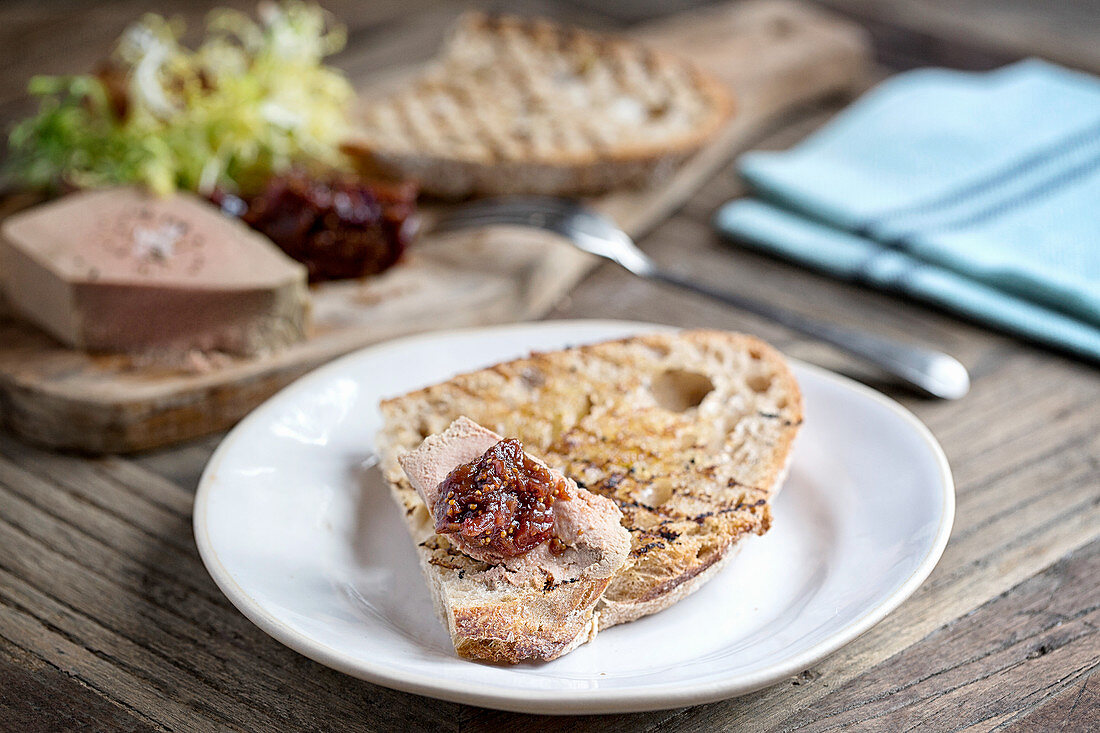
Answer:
[
  {"left": 771, "top": 539, "right": 1100, "bottom": 732},
  {"left": 0, "top": 639, "right": 154, "bottom": 733},
  {"left": 1, "top": 0, "right": 1098, "bottom": 730},
  {"left": 0, "top": 0, "right": 871, "bottom": 454},
  {"left": 999, "top": 672, "right": 1100, "bottom": 733},
  {"left": 0, "top": 435, "right": 466, "bottom": 732},
  {"left": 814, "top": 0, "right": 1100, "bottom": 73}
]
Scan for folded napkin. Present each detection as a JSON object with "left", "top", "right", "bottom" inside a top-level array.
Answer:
[{"left": 715, "top": 59, "right": 1100, "bottom": 361}]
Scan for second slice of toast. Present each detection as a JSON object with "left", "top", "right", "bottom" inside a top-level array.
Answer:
[{"left": 346, "top": 13, "right": 733, "bottom": 197}]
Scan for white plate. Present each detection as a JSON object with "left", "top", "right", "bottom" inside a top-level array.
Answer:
[{"left": 194, "top": 320, "right": 954, "bottom": 714}]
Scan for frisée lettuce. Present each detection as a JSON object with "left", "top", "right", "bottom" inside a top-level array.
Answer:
[{"left": 5, "top": 2, "right": 354, "bottom": 195}]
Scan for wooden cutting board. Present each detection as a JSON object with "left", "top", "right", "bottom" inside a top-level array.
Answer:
[{"left": 0, "top": 0, "right": 870, "bottom": 452}]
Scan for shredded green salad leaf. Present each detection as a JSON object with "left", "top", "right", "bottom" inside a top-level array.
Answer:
[{"left": 6, "top": 2, "right": 354, "bottom": 195}]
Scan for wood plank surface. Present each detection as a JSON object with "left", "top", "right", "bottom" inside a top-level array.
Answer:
[
  {"left": 813, "top": 0, "right": 1100, "bottom": 73},
  {"left": 1, "top": 0, "right": 1098, "bottom": 731}
]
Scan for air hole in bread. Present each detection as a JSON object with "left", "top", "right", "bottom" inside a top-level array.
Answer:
[
  {"left": 630, "top": 479, "right": 675, "bottom": 508},
  {"left": 521, "top": 366, "right": 545, "bottom": 389},
  {"left": 746, "top": 373, "right": 772, "bottom": 393},
  {"left": 573, "top": 394, "right": 595, "bottom": 424},
  {"left": 416, "top": 419, "right": 432, "bottom": 440},
  {"left": 696, "top": 542, "right": 719, "bottom": 564},
  {"left": 651, "top": 369, "right": 714, "bottom": 412},
  {"left": 644, "top": 342, "right": 671, "bottom": 358}
]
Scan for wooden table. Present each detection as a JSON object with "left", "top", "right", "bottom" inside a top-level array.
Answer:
[{"left": 1, "top": 1, "right": 1098, "bottom": 730}]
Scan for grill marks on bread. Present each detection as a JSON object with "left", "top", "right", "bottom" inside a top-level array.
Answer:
[
  {"left": 379, "top": 331, "right": 802, "bottom": 630},
  {"left": 348, "top": 13, "right": 733, "bottom": 196}
]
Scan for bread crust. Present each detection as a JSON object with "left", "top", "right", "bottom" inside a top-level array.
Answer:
[
  {"left": 377, "top": 330, "right": 803, "bottom": 651},
  {"left": 346, "top": 13, "right": 734, "bottom": 197}
]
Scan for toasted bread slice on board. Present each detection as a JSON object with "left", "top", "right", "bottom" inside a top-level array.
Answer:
[
  {"left": 378, "top": 330, "right": 802, "bottom": 639},
  {"left": 346, "top": 13, "right": 733, "bottom": 197}
]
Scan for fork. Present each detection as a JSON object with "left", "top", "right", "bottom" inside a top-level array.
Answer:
[{"left": 435, "top": 197, "right": 970, "bottom": 399}]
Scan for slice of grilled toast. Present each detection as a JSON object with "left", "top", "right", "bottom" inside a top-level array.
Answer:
[
  {"left": 377, "top": 330, "right": 803, "bottom": 637},
  {"left": 345, "top": 13, "right": 733, "bottom": 197}
]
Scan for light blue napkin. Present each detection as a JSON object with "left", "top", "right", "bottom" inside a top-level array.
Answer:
[{"left": 715, "top": 59, "right": 1100, "bottom": 362}]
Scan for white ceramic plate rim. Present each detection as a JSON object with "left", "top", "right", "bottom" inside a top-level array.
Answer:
[{"left": 193, "top": 319, "right": 955, "bottom": 714}]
